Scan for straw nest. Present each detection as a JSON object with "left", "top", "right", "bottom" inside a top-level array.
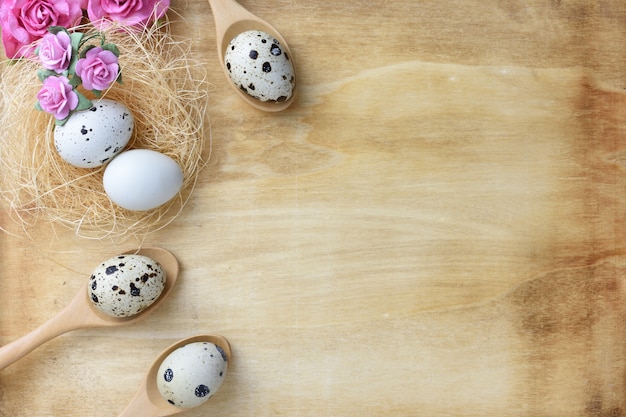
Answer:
[{"left": 0, "top": 21, "right": 210, "bottom": 240}]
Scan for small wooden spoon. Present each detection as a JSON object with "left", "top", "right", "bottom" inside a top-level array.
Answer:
[
  {"left": 207, "top": 0, "right": 296, "bottom": 111},
  {"left": 0, "top": 247, "right": 179, "bottom": 370},
  {"left": 117, "top": 334, "right": 232, "bottom": 417}
]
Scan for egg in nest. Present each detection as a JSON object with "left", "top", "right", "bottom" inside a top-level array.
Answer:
[{"left": 54, "top": 99, "right": 133, "bottom": 168}]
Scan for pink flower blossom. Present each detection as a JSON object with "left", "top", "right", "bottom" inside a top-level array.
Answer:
[
  {"left": 36, "top": 75, "right": 78, "bottom": 120},
  {"left": 86, "top": 0, "right": 169, "bottom": 30},
  {"left": 37, "top": 30, "right": 72, "bottom": 73},
  {"left": 75, "top": 46, "right": 119, "bottom": 91},
  {"left": 0, "top": 0, "right": 83, "bottom": 59}
]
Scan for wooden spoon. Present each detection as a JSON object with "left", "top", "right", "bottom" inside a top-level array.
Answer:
[
  {"left": 117, "top": 334, "right": 232, "bottom": 417},
  {"left": 0, "top": 247, "right": 179, "bottom": 370},
  {"left": 207, "top": 0, "right": 296, "bottom": 111}
]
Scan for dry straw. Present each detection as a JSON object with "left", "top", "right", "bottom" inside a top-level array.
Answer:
[{"left": 0, "top": 21, "right": 210, "bottom": 240}]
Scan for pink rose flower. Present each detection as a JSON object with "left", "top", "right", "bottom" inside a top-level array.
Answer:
[
  {"left": 0, "top": 0, "right": 83, "bottom": 59},
  {"left": 37, "top": 30, "right": 72, "bottom": 73},
  {"left": 86, "top": 0, "right": 170, "bottom": 30},
  {"left": 75, "top": 46, "right": 119, "bottom": 91},
  {"left": 36, "top": 75, "right": 78, "bottom": 120}
]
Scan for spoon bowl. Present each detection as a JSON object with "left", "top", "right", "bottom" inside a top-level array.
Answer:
[
  {"left": 118, "top": 334, "right": 232, "bottom": 417},
  {"left": 87, "top": 247, "right": 179, "bottom": 326},
  {"left": 0, "top": 247, "right": 179, "bottom": 370},
  {"left": 207, "top": 0, "right": 296, "bottom": 111}
]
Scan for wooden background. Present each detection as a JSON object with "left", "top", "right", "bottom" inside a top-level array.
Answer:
[{"left": 1, "top": 0, "right": 625, "bottom": 415}]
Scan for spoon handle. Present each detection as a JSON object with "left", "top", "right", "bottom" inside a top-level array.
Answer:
[
  {"left": 117, "top": 389, "right": 164, "bottom": 417},
  {"left": 207, "top": 0, "right": 257, "bottom": 44},
  {"left": 207, "top": 0, "right": 249, "bottom": 26},
  {"left": 0, "top": 301, "right": 85, "bottom": 370}
]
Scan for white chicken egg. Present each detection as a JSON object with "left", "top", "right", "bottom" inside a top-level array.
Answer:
[
  {"left": 102, "top": 149, "right": 184, "bottom": 211},
  {"left": 157, "top": 342, "right": 229, "bottom": 408},
  {"left": 88, "top": 254, "right": 166, "bottom": 318},
  {"left": 224, "top": 30, "right": 295, "bottom": 102},
  {"left": 54, "top": 99, "right": 133, "bottom": 168}
]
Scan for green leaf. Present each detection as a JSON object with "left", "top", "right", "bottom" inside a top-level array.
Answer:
[
  {"left": 79, "top": 44, "right": 96, "bottom": 59},
  {"left": 55, "top": 115, "right": 70, "bottom": 126},
  {"left": 79, "top": 32, "right": 104, "bottom": 48},
  {"left": 75, "top": 91, "right": 93, "bottom": 112},
  {"left": 68, "top": 51, "right": 79, "bottom": 75},
  {"left": 37, "top": 69, "right": 57, "bottom": 82},
  {"left": 69, "top": 75, "right": 82, "bottom": 88},
  {"left": 48, "top": 26, "right": 67, "bottom": 35},
  {"left": 116, "top": 71, "right": 123, "bottom": 84},
  {"left": 69, "top": 32, "right": 84, "bottom": 53},
  {"left": 101, "top": 43, "right": 120, "bottom": 57},
  {"left": 92, "top": 89, "right": 102, "bottom": 98},
  {"left": 34, "top": 101, "right": 43, "bottom": 112}
]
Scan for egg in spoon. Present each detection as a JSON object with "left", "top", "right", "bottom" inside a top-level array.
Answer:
[
  {"left": 207, "top": 0, "right": 296, "bottom": 111},
  {"left": 0, "top": 247, "right": 179, "bottom": 370}
]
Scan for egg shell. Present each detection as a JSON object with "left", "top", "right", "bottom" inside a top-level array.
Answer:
[
  {"left": 102, "top": 149, "right": 184, "bottom": 211},
  {"left": 157, "top": 342, "right": 229, "bottom": 409},
  {"left": 224, "top": 30, "right": 295, "bottom": 102},
  {"left": 54, "top": 99, "right": 133, "bottom": 168},
  {"left": 88, "top": 254, "right": 165, "bottom": 318}
]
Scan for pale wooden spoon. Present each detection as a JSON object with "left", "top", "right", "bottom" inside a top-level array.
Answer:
[
  {"left": 0, "top": 247, "right": 179, "bottom": 370},
  {"left": 117, "top": 334, "right": 232, "bottom": 417},
  {"left": 207, "top": 0, "right": 296, "bottom": 111}
]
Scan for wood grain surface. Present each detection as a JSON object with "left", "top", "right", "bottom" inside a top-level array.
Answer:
[{"left": 1, "top": 0, "right": 625, "bottom": 416}]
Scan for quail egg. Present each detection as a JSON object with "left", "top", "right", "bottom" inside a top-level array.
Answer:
[
  {"left": 157, "top": 341, "right": 229, "bottom": 408},
  {"left": 88, "top": 254, "right": 166, "bottom": 318},
  {"left": 224, "top": 30, "right": 295, "bottom": 102}
]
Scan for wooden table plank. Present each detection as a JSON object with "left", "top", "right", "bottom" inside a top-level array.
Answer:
[{"left": 1, "top": 0, "right": 625, "bottom": 415}]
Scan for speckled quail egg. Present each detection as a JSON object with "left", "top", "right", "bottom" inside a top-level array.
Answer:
[
  {"left": 224, "top": 30, "right": 295, "bottom": 102},
  {"left": 54, "top": 99, "right": 133, "bottom": 168},
  {"left": 157, "top": 342, "right": 229, "bottom": 409},
  {"left": 88, "top": 254, "right": 165, "bottom": 318}
]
